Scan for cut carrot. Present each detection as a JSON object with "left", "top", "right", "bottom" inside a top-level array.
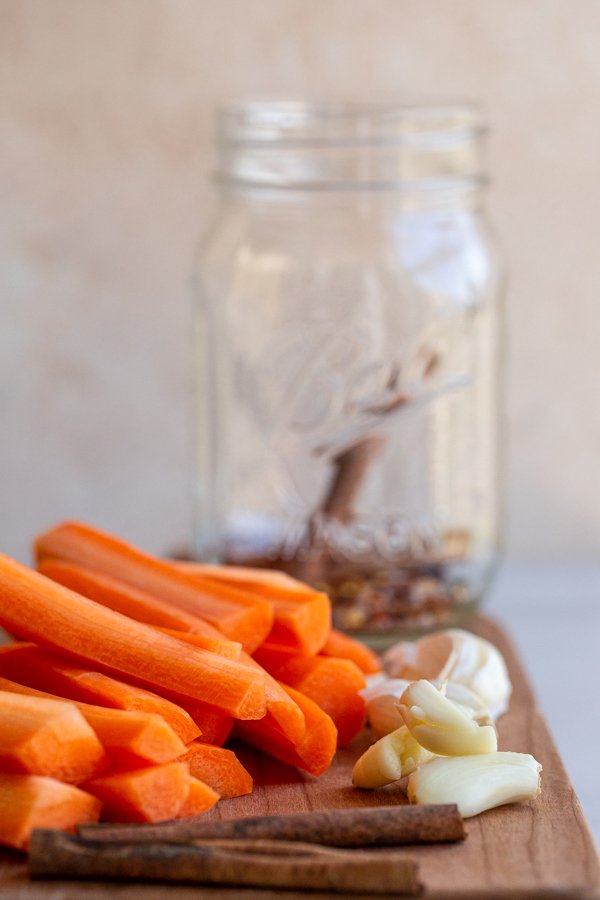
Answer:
[
  {"left": 84, "top": 762, "right": 190, "bottom": 823},
  {"left": 154, "top": 628, "right": 241, "bottom": 660},
  {"left": 35, "top": 521, "right": 274, "bottom": 652},
  {"left": 165, "top": 628, "right": 303, "bottom": 741},
  {"left": 320, "top": 628, "right": 381, "bottom": 675},
  {"left": 0, "top": 774, "right": 101, "bottom": 851},
  {"left": 0, "top": 642, "right": 200, "bottom": 744},
  {"left": 176, "top": 776, "right": 220, "bottom": 819},
  {"left": 235, "top": 683, "right": 337, "bottom": 777},
  {"left": 254, "top": 655, "right": 366, "bottom": 748},
  {"left": 170, "top": 699, "right": 234, "bottom": 747},
  {"left": 0, "top": 690, "right": 106, "bottom": 784},
  {"left": 241, "top": 652, "right": 305, "bottom": 744},
  {"left": 0, "top": 555, "right": 266, "bottom": 720},
  {"left": 0, "top": 677, "right": 186, "bottom": 766},
  {"left": 38, "top": 559, "right": 242, "bottom": 660},
  {"left": 179, "top": 741, "right": 253, "bottom": 799},
  {"left": 178, "top": 563, "right": 309, "bottom": 593},
  {"left": 177, "top": 561, "right": 331, "bottom": 655}
]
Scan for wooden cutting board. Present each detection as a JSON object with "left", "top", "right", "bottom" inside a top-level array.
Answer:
[{"left": 0, "top": 616, "right": 598, "bottom": 899}]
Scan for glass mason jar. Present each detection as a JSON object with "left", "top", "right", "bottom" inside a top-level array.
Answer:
[{"left": 193, "top": 100, "right": 502, "bottom": 643}]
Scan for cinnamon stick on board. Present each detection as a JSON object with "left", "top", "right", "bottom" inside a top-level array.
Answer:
[
  {"left": 78, "top": 804, "right": 465, "bottom": 846},
  {"left": 29, "top": 830, "right": 421, "bottom": 895}
]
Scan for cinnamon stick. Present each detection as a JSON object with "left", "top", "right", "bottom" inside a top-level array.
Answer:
[
  {"left": 319, "top": 436, "right": 385, "bottom": 525},
  {"left": 78, "top": 803, "right": 464, "bottom": 846},
  {"left": 29, "top": 830, "right": 421, "bottom": 895}
]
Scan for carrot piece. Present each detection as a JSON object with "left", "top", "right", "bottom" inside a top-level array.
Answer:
[
  {"left": 35, "top": 521, "right": 274, "bottom": 652},
  {"left": 236, "top": 683, "right": 337, "bottom": 777},
  {"left": 240, "top": 652, "right": 305, "bottom": 743},
  {"left": 0, "top": 642, "right": 200, "bottom": 744},
  {"left": 0, "top": 676, "right": 186, "bottom": 766},
  {"left": 0, "top": 774, "right": 101, "bottom": 851},
  {"left": 0, "top": 690, "right": 106, "bottom": 784},
  {"left": 176, "top": 776, "right": 220, "bottom": 819},
  {"left": 0, "top": 555, "right": 266, "bottom": 720},
  {"left": 255, "top": 655, "right": 366, "bottom": 748},
  {"left": 38, "top": 559, "right": 242, "bottom": 660},
  {"left": 155, "top": 627, "right": 241, "bottom": 660},
  {"left": 320, "top": 628, "right": 382, "bottom": 675},
  {"left": 84, "top": 762, "right": 190, "bottom": 823},
  {"left": 177, "top": 562, "right": 332, "bottom": 655},
  {"left": 171, "top": 699, "right": 234, "bottom": 747},
  {"left": 179, "top": 741, "right": 253, "bottom": 799},
  {"left": 178, "top": 564, "right": 309, "bottom": 593},
  {"left": 155, "top": 626, "right": 303, "bottom": 740}
]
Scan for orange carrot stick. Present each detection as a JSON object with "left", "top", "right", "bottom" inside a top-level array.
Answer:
[
  {"left": 0, "top": 677, "right": 186, "bottom": 766},
  {"left": 155, "top": 627, "right": 241, "bottom": 660},
  {"left": 253, "top": 655, "right": 366, "bottom": 748},
  {"left": 176, "top": 776, "right": 220, "bottom": 819},
  {"left": 84, "top": 762, "right": 191, "bottom": 823},
  {"left": 179, "top": 564, "right": 309, "bottom": 593},
  {"left": 0, "top": 643, "right": 200, "bottom": 744},
  {"left": 178, "top": 741, "right": 253, "bottom": 799},
  {"left": 0, "top": 774, "right": 101, "bottom": 851},
  {"left": 0, "top": 555, "right": 266, "bottom": 720},
  {"left": 320, "top": 628, "right": 381, "bottom": 675},
  {"left": 165, "top": 698, "right": 234, "bottom": 747},
  {"left": 38, "top": 559, "right": 242, "bottom": 660},
  {"left": 35, "top": 522, "right": 274, "bottom": 652},
  {"left": 155, "top": 628, "right": 303, "bottom": 742},
  {"left": 236, "top": 683, "right": 337, "bottom": 777},
  {"left": 0, "top": 690, "right": 106, "bottom": 784},
  {"left": 177, "top": 561, "right": 331, "bottom": 655},
  {"left": 240, "top": 652, "right": 305, "bottom": 744}
]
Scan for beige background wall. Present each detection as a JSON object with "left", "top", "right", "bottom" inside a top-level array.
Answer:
[{"left": 1, "top": 0, "right": 598, "bottom": 563}]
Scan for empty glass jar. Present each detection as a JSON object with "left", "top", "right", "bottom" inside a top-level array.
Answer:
[{"left": 193, "top": 100, "right": 503, "bottom": 643}]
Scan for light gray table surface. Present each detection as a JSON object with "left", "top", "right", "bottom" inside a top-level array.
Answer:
[{"left": 487, "top": 562, "right": 600, "bottom": 848}]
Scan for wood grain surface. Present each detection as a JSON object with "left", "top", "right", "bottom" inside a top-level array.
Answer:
[{"left": 0, "top": 616, "right": 598, "bottom": 899}]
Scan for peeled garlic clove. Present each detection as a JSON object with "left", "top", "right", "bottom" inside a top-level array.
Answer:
[
  {"left": 407, "top": 752, "right": 542, "bottom": 817},
  {"left": 352, "top": 725, "right": 435, "bottom": 788},
  {"left": 399, "top": 679, "right": 497, "bottom": 756},
  {"left": 407, "top": 721, "right": 497, "bottom": 756},
  {"left": 442, "top": 682, "right": 494, "bottom": 727}
]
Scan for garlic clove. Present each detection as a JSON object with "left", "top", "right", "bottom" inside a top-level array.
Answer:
[
  {"left": 399, "top": 679, "right": 497, "bottom": 756},
  {"left": 407, "top": 752, "right": 542, "bottom": 818},
  {"left": 352, "top": 725, "right": 435, "bottom": 788},
  {"left": 443, "top": 682, "right": 494, "bottom": 727},
  {"left": 360, "top": 678, "right": 412, "bottom": 738},
  {"left": 361, "top": 677, "right": 493, "bottom": 739},
  {"left": 408, "top": 722, "right": 497, "bottom": 756},
  {"left": 400, "top": 679, "right": 478, "bottom": 731}
]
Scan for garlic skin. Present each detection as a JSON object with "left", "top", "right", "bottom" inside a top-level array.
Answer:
[
  {"left": 352, "top": 725, "right": 435, "bottom": 788},
  {"left": 407, "top": 752, "right": 542, "bottom": 817},
  {"left": 399, "top": 680, "right": 497, "bottom": 756},
  {"left": 382, "top": 629, "right": 512, "bottom": 721}
]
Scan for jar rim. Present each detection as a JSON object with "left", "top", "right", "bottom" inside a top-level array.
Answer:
[
  {"left": 215, "top": 98, "right": 487, "bottom": 189},
  {"left": 217, "top": 98, "right": 486, "bottom": 148}
]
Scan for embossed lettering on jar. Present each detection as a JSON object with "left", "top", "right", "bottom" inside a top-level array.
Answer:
[{"left": 194, "top": 100, "right": 503, "bottom": 644}]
